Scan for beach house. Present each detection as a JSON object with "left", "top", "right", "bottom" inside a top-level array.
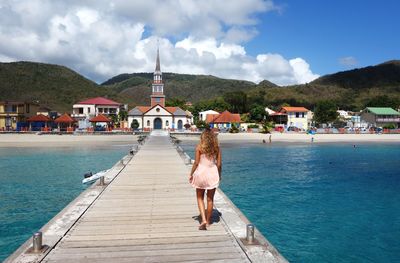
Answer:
[
  {"left": 360, "top": 107, "right": 400, "bottom": 128},
  {"left": 0, "top": 101, "right": 39, "bottom": 131},
  {"left": 127, "top": 48, "right": 191, "bottom": 131},
  {"left": 72, "top": 97, "right": 127, "bottom": 129},
  {"left": 199, "top": 110, "right": 219, "bottom": 121},
  {"left": 205, "top": 110, "right": 241, "bottom": 130},
  {"left": 275, "top": 106, "right": 310, "bottom": 131}
]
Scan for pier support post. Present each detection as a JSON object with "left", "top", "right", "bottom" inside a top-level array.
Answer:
[
  {"left": 246, "top": 224, "right": 255, "bottom": 244},
  {"left": 32, "top": 232, "right": 42, "bottom": 253}
]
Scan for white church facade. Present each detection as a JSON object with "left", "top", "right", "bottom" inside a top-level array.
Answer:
[{"left": 128, "top": 49, "right": 191, "bottom": 131}]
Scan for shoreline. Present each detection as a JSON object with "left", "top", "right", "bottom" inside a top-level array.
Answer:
[
  {"left": 0, "top": 134, "right": 138, "bottom": 147},
  {"left": 1, "top": 133, "right": 399, "bottom": 148},
  {"left": 175, "top": 132, "right": 400, "bottom": 144}
]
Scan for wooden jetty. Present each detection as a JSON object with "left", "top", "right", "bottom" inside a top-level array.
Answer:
[{"left": 7, "top": 132, "right": 287, "bottom": 263}]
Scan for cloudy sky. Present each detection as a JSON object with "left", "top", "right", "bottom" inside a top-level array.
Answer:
[{"left": 0, "top": 0, "right": 399, "bottom": 85}]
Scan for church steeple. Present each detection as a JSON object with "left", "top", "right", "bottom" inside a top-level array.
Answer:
[
  {"left": 155, "top": 47, "right": 161, "bottom": 72},
  {"left": 153, "top": 45, "right": 162, "bottom": 84},
  {"left": 151, "top": 46, "right": 165, "bottom": 107}
]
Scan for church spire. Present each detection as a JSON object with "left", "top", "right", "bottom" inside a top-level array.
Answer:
[
  {"left": 155, "top": 46, "right": 161, "bottom": 72},
  {"left": 153, "top": 43, "right": 162, "bottom": 84}
]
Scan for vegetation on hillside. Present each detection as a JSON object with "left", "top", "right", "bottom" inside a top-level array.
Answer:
[{"left": 1, "top": 60, "right": 399, "bottom": 115}]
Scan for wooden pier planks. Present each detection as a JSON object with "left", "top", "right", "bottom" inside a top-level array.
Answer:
[{"left": 41, "top": 135, "right": 250, "bottom": 263}]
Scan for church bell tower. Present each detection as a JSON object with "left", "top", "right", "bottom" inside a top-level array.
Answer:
[{"left": 150, "top": 47, "right": 165, "bottom": 107}]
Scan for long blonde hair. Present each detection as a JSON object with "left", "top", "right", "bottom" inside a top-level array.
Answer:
[{"left": 199, "top": 128, "right": 219, "bottom": 158}]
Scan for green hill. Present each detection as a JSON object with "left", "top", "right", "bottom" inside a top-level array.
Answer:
[
  {"left": 251, "top": 60, "right": 400, "bottom": 110},
  {"left": 1, "top": 60, "right": 399, "bottom": 113},
  {"left": 0, "top": 61, "right": 123, "bottom": 112},
  {"left": 102, "top": 72, "right": 258, "bottom": 105}
]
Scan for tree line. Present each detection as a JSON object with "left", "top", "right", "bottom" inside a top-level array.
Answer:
[{"left": 166, "top": 91, "right": 400, "bottom": 126}]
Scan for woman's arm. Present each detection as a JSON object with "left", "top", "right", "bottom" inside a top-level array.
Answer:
[
  {"left": 217, "top": 147, "right": 222, "bottom": 179},
  {"left": 189, "top": 145, "right": 201, "bottom": 181}
]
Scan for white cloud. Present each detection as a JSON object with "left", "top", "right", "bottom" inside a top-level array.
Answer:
[
  {"left": 290, "top": 58, "right": 320, "bottom": 84},
  {"left": 0, "top": 0, "right": 319, "bottom": 85}
]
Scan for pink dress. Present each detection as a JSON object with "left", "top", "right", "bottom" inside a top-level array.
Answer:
[{"left": 191, "top": 154, "right": 220, "bottom": 189}]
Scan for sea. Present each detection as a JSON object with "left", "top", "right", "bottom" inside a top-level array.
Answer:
[
  {"left": 181, "top": 141, "right": 400, "bottom": 263},
  {"left": 1, "top": 141, "right": 399, "bottom": 262},
  {"left": 0, "top": 144, "right": 132, "bottom": 261}
]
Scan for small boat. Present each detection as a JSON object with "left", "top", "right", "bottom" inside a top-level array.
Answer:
[{"left": 82, "top": 170, "right": 109, "bottom": 184}]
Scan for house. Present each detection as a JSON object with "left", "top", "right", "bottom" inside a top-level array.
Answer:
[
  {"left": 205, "top": 110, "right": 241, "bottom": 129},
  {"left": 199, "top": 110, "right": 219, "bottom": 121},
  {"left": 271, "top": 106, "right": 310, "bottom": 130},
  {"left": 265, "top": 107, "right": 276, "bottom": 115},
  {"left": 0, "top": 101, "right": 39, "bottom": 131},
  {"left": 360, "top": 107, "right": 400, "bottom": 128},
  {"left": 127, "top": 48, "right": 192, "bottom": 131},
  {"left": 72, "top": 97, "right": 126, "bottom": 129},
  {"left": 337, "top": 110, "right": 351, "bottom": 120}
]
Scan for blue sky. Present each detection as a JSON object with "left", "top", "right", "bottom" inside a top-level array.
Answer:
[
  {"left": 250, "top": 0, "right": 400, "bottom": 75},
  {"left": 0, "top": 0, "right": 398, "bottom": 85}
]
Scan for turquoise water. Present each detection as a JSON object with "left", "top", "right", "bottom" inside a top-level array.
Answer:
[
  {"left": 182, "top": 142, "right": 400, "bottom": 263},
  {"left": 0, "top": 145, "right": 132, "bottom": 261}
]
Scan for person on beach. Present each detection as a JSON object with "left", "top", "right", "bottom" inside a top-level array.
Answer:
[{"left": 189, "top": 128, "right": 222, "bottom": 230}]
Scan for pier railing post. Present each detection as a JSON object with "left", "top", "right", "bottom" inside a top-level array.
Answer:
[
  {"left": 99, "top": 176, "right": 105, "bottom": 186},
  {"left": 32, "top": 232, "right": 42, "bottom": 253},
  {"left": 246, "top": 224, "right": 255, "bottom": 244}
]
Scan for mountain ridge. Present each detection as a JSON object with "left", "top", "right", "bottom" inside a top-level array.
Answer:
[{"left": 0, "top": 60, "right": 399, "bottom": 112}]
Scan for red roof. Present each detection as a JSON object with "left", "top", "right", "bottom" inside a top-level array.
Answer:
[
  {"left": 77, "top": 97, "right": 121, "bottom": 106},
  {"left": 165, "top": 107, "right": 177, "bottom": 113},
  {"left": 280, "top": 107, "right": 309, "bottom": 113},
  {"left": 27, "top": 114, "right": 51, "bottom": 122},
  {"left": 206, "top": 114, "right": 219, "bottom": 123},
  {"left": 206, "top": 111, "right": 241, "bottom": 123},
  {"left": 137, "top": 106, "right": 151, "bottom": 113},
  {"left": 136, "top": 105, "right": 178, "bottom": 115},
  {"left": 55, "top": 114, "right": 76, "bottom": 123},
  {"left": 89, "top": 114, "right": 112, "bottom": 122}
]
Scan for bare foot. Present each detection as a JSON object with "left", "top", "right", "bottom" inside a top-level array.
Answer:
[{"left": 198, "top": 222, "right": 207, "bottom": 230}]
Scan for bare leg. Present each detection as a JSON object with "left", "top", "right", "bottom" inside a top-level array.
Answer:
[
  {"left": 206, "top": 188, "right": 216, "bottom": 226},
  {"left": 196, "top": 189, "right": 207, "bottom": 228}
]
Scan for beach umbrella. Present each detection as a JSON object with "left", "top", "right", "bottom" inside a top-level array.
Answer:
[
  {"left": 89, "top": 114, "right": 112, "bottom": 130},
  {"left": 54, "top": 114, "right": 76, "bottom": 129},
  {"left": 27, "top": 114, "right": 52, "bottom": 130},
  {"left": 89, "top": 114, "right": 112, "bottom": 123}
]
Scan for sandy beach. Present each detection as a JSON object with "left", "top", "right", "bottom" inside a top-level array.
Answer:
[
  {"left": 0, "top": 134, "right": 138, "bottom": 147},
  {"left": 175, "top": 132, "right": 400, "bottom": 144},
  {"left": 1, "top": 132, "right": 399, "bottom": 148}
]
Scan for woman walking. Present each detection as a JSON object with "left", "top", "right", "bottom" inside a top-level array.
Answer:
[{"left": 189, "top": 128, "right": 222, "bottom": 230}]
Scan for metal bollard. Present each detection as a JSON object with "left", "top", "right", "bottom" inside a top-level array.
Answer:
[
  {"left": 246, "top": 224, "right": 255, "bottom": 244},
  {"left": 32, "top": 232, "right": 42, "bottom": 253},
  {"left": 99, "top": 176, "right": 105, "bottom": 186}
]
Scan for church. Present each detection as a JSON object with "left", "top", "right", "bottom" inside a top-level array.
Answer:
[{"left": 127, "top": 49, "right": 191, "bottom": 130}]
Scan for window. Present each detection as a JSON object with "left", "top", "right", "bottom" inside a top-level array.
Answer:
[
  {"left": 302, "top": 112, "right": 305, "bottom": 118},
  {"left": 11, "top": 105, "right": 17, "bottom": 113},
  {"left": 155, "top": 98, "right": 161, "bottom": 103},
  {"left": 88, "top": 107, "right": 91, "bottom": 113},
  {"left": 147, "top": 120, "right": 150, "bottom": 126},
  {"left": 166, "top": 120, "right": 169, "bottom": 126},
  {"left": 156, "top": 107, "right": 160, "bottom": 112},
  {"left": 296, "top": 112, "right": 299, "bottom": 118},
  {"left": 78, "top": 108, "right": 83, "bottom": 114},
  {"left": 26, "top": 104, "right": 30, "bottom": 113}
]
